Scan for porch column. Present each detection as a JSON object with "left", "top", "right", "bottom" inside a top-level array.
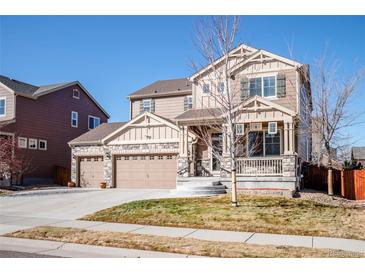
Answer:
[
  {"left": 283, "top": 122, "right": 289, "bottom": 154},
  {"left": 177, "top": 125, "right": 190, "bottom": 178},
  {"left": 288, "top": 122, "right": 294, "bottom": 154},
  {"left": 179, "top": 126, "right": 188, "bottom": 156}
]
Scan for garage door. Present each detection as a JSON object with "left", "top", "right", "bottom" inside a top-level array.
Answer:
[
  {"left": 115, "top": 154, "right": 177, "bottom": 189},
  {"left": 79, "top": 156, "right": 104, "bottom": 188}
]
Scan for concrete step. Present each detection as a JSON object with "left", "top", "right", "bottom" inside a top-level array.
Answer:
[
  {"left": 176, "top": 189, "right": 227, "bottom": 196},
  {"left": 178, "top": 186, "right": 226, "bottom": 191}
]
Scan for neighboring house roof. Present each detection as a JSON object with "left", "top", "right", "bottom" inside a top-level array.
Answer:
[
  {"left": 0, "top": 75, "right": 110, "bottom": 118},
  {"left": 128, "top": 78, "right": 192, "bottom": 99},
  {"left": 352, "top": 147, "right": 365, "bottom": 160},
  {"left": 174, "top": 108, "right": 223, "bottom": 121},
  {"left": 69, "top": 122, "right": 127, "bottom": 145}
]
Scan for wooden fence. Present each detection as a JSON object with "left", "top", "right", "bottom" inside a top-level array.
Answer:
[
  {"left": 54, "top": 166, "right": 71, "bottom": 186},
  {"left": 341, "top": 169, "right": 365, "bottom": 200},
  {"left": 303, "top": 165, "right": 342, "bottom": 195}
]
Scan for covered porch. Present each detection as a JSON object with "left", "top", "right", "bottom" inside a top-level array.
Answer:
[{"left": 175, "top": 96, "right": 298, "bottom": 182}]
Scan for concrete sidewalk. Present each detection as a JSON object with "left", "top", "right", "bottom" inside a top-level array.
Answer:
[
  {"left": 48, "top": 220, "right": 365, "bottom": 253},
  {"left": 0, "top": 236, "right": 201, "bottom": 258}
]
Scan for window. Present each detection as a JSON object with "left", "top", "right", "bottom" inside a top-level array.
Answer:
[
  {"left": 235, "top": 124, "right": 244, "bottom": 136},
  {"left": 71, "top": 111, "right": 78, "bottom": 128},
  {"left": 249, "top": 76, "right": 277, "bottom": 98},
  {"left": 28, "top": 138, "right": 37, "bottom": 150},
  {"left": 73, "top": 89, "right": 80, "bottom": 99},
  {"left": 249, "top": 78, "right": 262, "bottom": 97},
  {"left": 203, "top": 83, "right": 210, "bottom": 94},
  {"left": 265, "top": 132, "right": 280, "bottom": 156},
  {"left": 0, "top": 98, "right": 5, "bottom": 116},
  {"left": 149, "top": 156, "right": 154, "bottom": 160},
  {"left": 39, "top": 140, "right": 47, "bottom": 151},
  {"left": 248, "top": 131, "right": 263, "bottom": 157},
  {"left": 186, "top": 96, "right": 193, "bottom": 110},
  {"left": 158, "top": 155, "right": 163, "bottom": 160},
  {"left": 18, "top": 137, "right": 27, "bottom": 149},
  {"left": 248, "top": 131, "right": 281, "bottom": 157},
  {"left": 263, "top": 76, "right": 276, "bottom": 97},
  {"left": 268, "top": 122, "right": 277, "bottom": 135},
  {"left": 88, "top": 115, "right": 100, "bottom": 130},
  {"left": 218, "top": 82, "right": 225, "bottom": 93},
  {"left": 142, "top": 99, "right": 151, "bottom": 112},
  {"left": 167, "top": 155, "right": 173, "bottom": 160}
]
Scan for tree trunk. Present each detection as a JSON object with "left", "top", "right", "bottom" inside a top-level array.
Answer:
[
  {"left": 327, "top": 168, "right": 333, "bottom": 196},
  {"left": 231, "top": 169, "right": 238, "bottom": 207}
]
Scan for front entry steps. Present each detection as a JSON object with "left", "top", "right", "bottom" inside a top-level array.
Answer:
[{"left": 175, "top": 177, "right": 227, "bottom": 196}]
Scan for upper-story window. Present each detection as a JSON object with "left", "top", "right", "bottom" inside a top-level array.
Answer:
[
  {"left": 0, "top": 97, "right": 6, "bottom": 117},
  {"left": 187, "top": 96, "right": 193, "bottom": 109},
  {"left": 73, "top": 89, "right": 80, "bottom": 99},
  {"left": 218, "top": 82, "right": 225, "bottom": 93},
  {"left": 142, "top": 99, "right": 152, "bottom": 112},
  {"left": 88, "top": 115, "right": 100, "bottom": 130},
  {"left": 203, "top": 83, "right": 210, "bottom": 94},
  {"left": 249, "top": 76, "right": 276, "bottom": 98},
  {"left": 71, "top": 111, "right": 78, "bottom": 128}
]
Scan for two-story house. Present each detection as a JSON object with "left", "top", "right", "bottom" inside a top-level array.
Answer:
[
  {"left": 69, "top": 44, "right": 312, "bottom": 193},
  {"left": 0, "top": 75, "right": 109, "bottom": 185}
]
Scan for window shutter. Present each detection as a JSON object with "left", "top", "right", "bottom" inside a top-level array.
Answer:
[
  {"left": 139, "top": 100, "right": 143, "bottom": 113},
  {"left": 240, "top": 77, "right": 249, "bottom": 101},
  {"left": 151, "top": 99, "right": 155, "bottom": 113},
  {"left": 184, "top": 96, "right": 188, "bottom": 111},
  {"left": 277, "top": 74, "right": 286, "bottom": 98}
]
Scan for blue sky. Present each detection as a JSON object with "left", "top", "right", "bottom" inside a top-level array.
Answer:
[{"left": 0, "top": 16, "right": 364, "bottom": 145}]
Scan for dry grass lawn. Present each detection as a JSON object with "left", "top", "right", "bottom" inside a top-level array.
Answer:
[
  {"left": 82, "top": 194, "right": 365, "bottom": 240},
  {"left": 7, "top": 226, "right": 365, "bottom": 258}
]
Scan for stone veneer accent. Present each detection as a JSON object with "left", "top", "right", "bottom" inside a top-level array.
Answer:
[
  {"left": 71, "top": 142, "right": 179, "bottom": 187},
  {"left": 282, "top": 154, "right": 297, "bottom": 177}
]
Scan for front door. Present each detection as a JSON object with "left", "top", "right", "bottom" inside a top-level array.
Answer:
[{"left": 211, "top": 133, "right": 223, "bottom": 172}]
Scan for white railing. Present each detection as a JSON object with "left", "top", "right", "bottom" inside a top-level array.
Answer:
[{"left": 236, "top": 157, "right": 283, "bottom": 176}]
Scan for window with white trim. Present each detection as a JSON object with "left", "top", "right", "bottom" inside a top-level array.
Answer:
[
  {"left": 248, "top": 130, "right": 281, "bottom": 157},
  {"left": 249, "top": 76, "right": 277, "bottom": 98},
  {"left": 39, "top": 140, "right": 47, "bottom": 151},
  {"left": 203, "top": 83, "right": 210, "bottom": 94},
  {"left": 18, "top": 137, "right": 27, "bottom": 149},
  {"left": 268, "top": 122, "right": 277, "bottom": 135},
  {"left": 28, "top": 138, "right": 37, "bottom": 150},
  {"left": 88, "top": 115, "right": 100, "bottom": 130},
  {"left": 235, "top": 124, "right": 244, "bottom": 136},
  {"left": 142, "top": 99, "right": 152, "bottom": 112},
  {"left": 71, "top": 111, "right": 78, "bottom": 128},
  {"left": 218, "top": 82, "right": 225, "bottom": 93},
  {"left": 73, "top": 89, "right": 80, "bottom": 99},
  {"left": 0, "top": 98, "right": 5, "bottom": 116},
  {"left": 186, "top": 96, "right": 193, "bottom": 110}
]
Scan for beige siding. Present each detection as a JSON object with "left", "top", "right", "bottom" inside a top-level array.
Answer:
[
  {"left": 193, "top": 61, "right": 299, "bottom": 113},
  {"left": 131, "top": 95, "right": 187, "bottom": 120},
  {"left": 0, "top": 84, "right": 15, "bottom": 122}
]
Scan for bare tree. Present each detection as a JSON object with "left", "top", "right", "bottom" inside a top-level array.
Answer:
[
  {"left": 311, "top": 56, "right": 365, "bottom": 195},
  {"left": 191, "top": 16, "right": 262, "bottom": 206},
  {"left": 0, "top": 127, "right": 33, "bottom": 185}
]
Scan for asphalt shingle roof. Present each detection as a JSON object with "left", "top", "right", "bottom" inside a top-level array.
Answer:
[
  {"left": 128, "top": 78, "right": 192, "bottom": 98},
  {"left": 69, "top": 122, "right": 127, "bottom": 145},
  {"left": 174, "top": 108, "right": 222, "bottom": 121}
]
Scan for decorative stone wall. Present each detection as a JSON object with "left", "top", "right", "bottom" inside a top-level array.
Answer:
[
  {"left": 282, "top": 154, "right": 297, "bottom": 177},
  {"left": 177, "top": 156, "right": 189, "bottom": 178},
  {"left": 220, "top": 155, "right": 231, "bottom": 178}
]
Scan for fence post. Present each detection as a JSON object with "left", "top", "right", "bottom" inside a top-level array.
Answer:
[{"left": 341, "top": 170, "right": 345, "bottom": 197}]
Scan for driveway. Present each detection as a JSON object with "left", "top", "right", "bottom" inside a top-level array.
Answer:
[{"left": 0, "top": 189, "right": 173, "bottom": 235}]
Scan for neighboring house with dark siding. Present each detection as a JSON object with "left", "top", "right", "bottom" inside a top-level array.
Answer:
[{"left": 0, "top": 75, "right": 109, "bottom": 184}]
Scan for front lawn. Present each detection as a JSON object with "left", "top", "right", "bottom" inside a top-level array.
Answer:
[
  {"left": 82, "top": 194, "right": 365, "bottom": 240},
  {"left": 7, "top": 226, "right": 364, "bottom": 258}
]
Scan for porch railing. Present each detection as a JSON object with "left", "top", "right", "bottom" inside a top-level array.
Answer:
[{"left": 236, "top": 157, "right": 283, "bottom": 176}]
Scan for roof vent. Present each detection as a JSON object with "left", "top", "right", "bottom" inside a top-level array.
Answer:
[
  {"left": 154, "top": 89, "right": 160, "bottom": 93},
  {"left": 177, "top": 88, "right": 181, "bottom": 91}
]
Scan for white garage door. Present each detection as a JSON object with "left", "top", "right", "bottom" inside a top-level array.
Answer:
[
  {"left": 115, "top": 154, "right": 177, "bottom": 189},
  {"left": 79, "top": 156, "right": 104, "bottom": 188}
]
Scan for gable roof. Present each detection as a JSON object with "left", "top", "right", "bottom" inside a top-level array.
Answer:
[
  {"left": 128, "top": 78, "right": 192, "bottom": 99},
  {"left": 0, "top": 75, "right": 110, "bottom": 118},
  {"left": 352, "top": 147, "right": 365, "bottom": 160},
  {"left": 69, "top": 122, "right": 127, "bottom": 145},
  {"left": 189, "top": 43, "right": 303, "bottom": 81}
]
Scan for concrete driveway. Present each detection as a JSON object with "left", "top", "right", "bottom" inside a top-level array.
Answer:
[{"left": 0, "top": 188, "right": 173, "bottom": 235}]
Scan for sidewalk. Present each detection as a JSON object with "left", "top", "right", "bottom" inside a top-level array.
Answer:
[
  {"left": 0, "top": 236, "right": 202, "bottom": 258},
  {"left": 48, "top": 220, "right": 365, "bottom": 253}
]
